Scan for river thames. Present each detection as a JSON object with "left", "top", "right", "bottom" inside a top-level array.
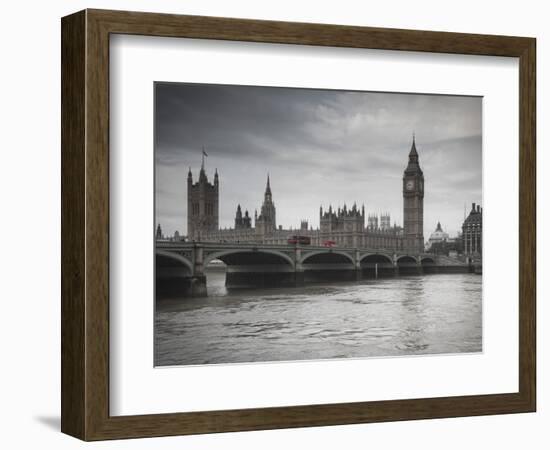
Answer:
[{"left": 155, "top": 270, "right": 482, "bottom": 366}]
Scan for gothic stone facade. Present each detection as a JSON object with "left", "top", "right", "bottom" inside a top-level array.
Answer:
[
  {"left": 186, "top": 163, "right": 219, "bottom": 241},
  {"left": 185, "top": 137, "right": 425, "bottom": 253},
  {"left": 462, "top": 202, "right": 482, "bottom": 255}
]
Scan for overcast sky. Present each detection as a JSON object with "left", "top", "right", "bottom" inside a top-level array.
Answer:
[{"left": 155, "top": 82, "right": 482, "bottom": 238}]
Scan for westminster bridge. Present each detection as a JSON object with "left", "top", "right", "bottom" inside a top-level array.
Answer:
[{"left": 156, "top": 241, "right": 470, "bottom": 297}]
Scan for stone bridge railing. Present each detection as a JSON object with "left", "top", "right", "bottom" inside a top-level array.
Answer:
[{"left": 156, "top": 241, "right": 436, "bottom": 269}]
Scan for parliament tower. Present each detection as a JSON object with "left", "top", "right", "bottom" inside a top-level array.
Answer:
[
  {"left": 255, "top": 175, "right": 277, "bottom": 236},
  {"left": 403, "top": 135, "right": 424, "bottom": 253},
  {"left": 187, "top": 159, "right": 219, "bottom": 241}
]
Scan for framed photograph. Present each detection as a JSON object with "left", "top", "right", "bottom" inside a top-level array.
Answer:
[{"left": 61, "top": 9, "right": 536, "bottom": 440}]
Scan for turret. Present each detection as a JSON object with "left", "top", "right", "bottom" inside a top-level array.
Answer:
[
  {"left": 243, "top": 210, "right": 252, "bottom": 228},
  {"left": 234, "top": 204, "right": 243, "bottom": 229}
]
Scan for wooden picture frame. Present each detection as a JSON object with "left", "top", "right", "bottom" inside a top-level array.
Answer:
[{"left": 61, "top": 9, "right": 536, "bottom": 440}]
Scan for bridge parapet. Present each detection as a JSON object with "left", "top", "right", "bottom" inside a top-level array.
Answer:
[{"left": 155, "top": 241, "right": 440, "bottom": 271}]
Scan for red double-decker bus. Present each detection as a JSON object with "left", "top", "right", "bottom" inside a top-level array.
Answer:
[
  {"left": 323, "top": 240, "right": 336, "bottom": 247},
  {"left": 287, "top": 235, "right": 311, "bottom": 245}
]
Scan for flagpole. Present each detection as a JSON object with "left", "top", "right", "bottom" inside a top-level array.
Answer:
[{"left": 201, "top": 146, "right": 208, "bottom": 169}]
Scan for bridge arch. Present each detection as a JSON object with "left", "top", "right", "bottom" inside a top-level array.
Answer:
[
  {"left": 204, "top": 248, "right": 296, "bottom": 289},
  {"left": 300, "top": 250, "right": 356, "bottom": 283},
  {"left": 396, "top": 255, "right": 419, "bottom": 275},
  {"left": 360, "top": 253, "right": 394, "bottom": 277},
  {"left": 156, "top": 250, "right": 193, "bottom": 274},
  {"left": 204, "top": 249, "right": 295, "bottom": 268},
  {"left": 300, "top": 250, "right": 354, "bottom": 265},
  {"left": 155, "top": 250, "right": 195, "bottom": 297},
  {"left": 359, "top": 253, "right": 393, "bottom": 265},
  {"left": 396, "top": 255, "right": 419, "bottom": 265},
  {"left": 421, "top": 256, "right": 437, "bottom": 274}
]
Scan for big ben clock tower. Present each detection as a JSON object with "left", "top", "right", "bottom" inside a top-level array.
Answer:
[{"left": 403, "top": 135, "right": 424, "bottom": 253}]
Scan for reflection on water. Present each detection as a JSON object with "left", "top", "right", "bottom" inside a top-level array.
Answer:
[{"left": 155, "top": 270, "right": 482, "bottom": 366}]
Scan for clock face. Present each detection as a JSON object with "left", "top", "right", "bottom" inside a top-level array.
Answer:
[{"left": 406, "top": 180, "right": 414, "bottom": 190}]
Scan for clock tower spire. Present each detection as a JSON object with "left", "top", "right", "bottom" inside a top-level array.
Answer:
[{"left": 403, "top": 134, "right": 424, "bottom": 253}]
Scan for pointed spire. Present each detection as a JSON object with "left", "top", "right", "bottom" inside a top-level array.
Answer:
[
  {"left": 436, "top": 221, "right": 442, "bottom": 232},
  {"left": 187, "top": 167, "right": 193, "bottom": 183},
  {"left": 265, "top": 173, "right": 272, "bottom": 196},
  {"left": 409, "top": 132, "right": 418, "bottom": 158},
  {"left": 405, "top": 133, "right": 422, "bottom": 175}
]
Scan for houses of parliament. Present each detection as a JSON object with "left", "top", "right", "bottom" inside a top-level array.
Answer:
[{"left": 184, "top": 136, "right": 425, "bottom": 253}]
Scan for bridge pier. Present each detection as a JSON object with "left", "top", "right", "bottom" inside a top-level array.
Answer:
[
  {"left": 354, "top": 254, "right": 362, "bottom": 280},
  {"left": 294, "top": 247, "right": 305, "bottom": 287},
  {"left": 186, "top": 275, "right": 207, "bottom": 297},
  {"left": 294, "top": 271, "right": 305, "bottom": 287},
  {"left": 155, "top": 273, "right": 207, "bottom": 298}
]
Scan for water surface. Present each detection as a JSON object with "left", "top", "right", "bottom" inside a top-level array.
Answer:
[{"left": 155, "top": 271, "right": 482, "bottom": 366}]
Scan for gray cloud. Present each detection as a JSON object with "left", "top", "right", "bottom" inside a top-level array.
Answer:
[{"left": 155, "top": 82, "right": 482, "bottom": 238}]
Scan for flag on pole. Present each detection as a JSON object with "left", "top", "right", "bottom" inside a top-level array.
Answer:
[{"left": 201, "top": 146, "right": 208, "bottom": 169}]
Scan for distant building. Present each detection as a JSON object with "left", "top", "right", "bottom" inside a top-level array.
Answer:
[
  {"left": 156, "top": 224, "right": 163, "bottom": 240},
  {"left": 462, "top": 203, "right": 482, "bottom": 255},
  {"left": 380, "top": 213, "right": 391, "bottom": 231},
  {"left": 234, "top": 204, "right": 252, "bottom": 230},
  {"left": 426, "top": 221, "right": 449, "bottom": 251},
  {"left": 367, "top": 213, "right": 378, "bottom": 230},
  {"left": 181, "top": 136, "right": 425, "bottom": 252}
]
